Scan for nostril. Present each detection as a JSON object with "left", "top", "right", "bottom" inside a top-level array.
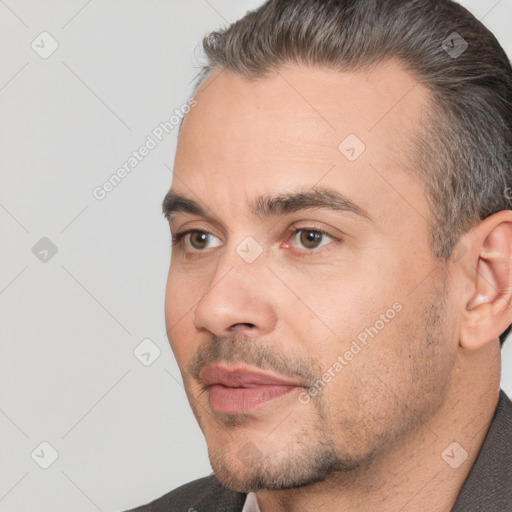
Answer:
[{"left": 231, "top": 323, "right": 255, "bottom": 330}]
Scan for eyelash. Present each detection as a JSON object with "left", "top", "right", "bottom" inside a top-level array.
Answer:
[{"left": 171, "top": 226, "right": 337, "bottom": 255}]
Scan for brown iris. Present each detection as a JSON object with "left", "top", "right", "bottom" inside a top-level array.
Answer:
[{"left": 299, "top": 230, "right": 324, "bottom": 249}]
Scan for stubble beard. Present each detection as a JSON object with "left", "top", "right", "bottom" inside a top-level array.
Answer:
[{"left": 191, "top": 276, "right": 455, "bottom": 493}]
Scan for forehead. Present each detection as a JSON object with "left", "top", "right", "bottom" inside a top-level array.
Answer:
[{"left": 173, "top": 60, "right": 430, "bottom": 221}]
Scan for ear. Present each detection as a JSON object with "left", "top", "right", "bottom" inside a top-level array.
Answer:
[{"left": 459, "top": 211, "right": 512, "bottom": 350}]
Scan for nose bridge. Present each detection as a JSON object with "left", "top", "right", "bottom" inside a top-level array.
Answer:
[
  {"left": 193, "top": 235, "right": 276, "bottom": 335},
  {"left": 210, "top": 233, "right": 267, "bottom": 290}
]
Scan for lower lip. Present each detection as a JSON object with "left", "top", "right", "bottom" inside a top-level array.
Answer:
[{"left": 208, "top": 384, "right": 299, "bottom": 414}]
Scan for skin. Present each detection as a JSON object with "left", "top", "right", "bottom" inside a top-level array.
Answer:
[{"left": 164, "top": 60, "right": 512, "bottom": 511}]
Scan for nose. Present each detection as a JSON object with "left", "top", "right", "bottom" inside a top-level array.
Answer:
[{"left": 193, "top": 251, "right": 278, "bottom": 338}]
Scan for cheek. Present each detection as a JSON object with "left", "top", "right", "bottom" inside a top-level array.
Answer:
[
  {"left": 281, "top": 267, "right": 397, "bottom": 349},
  {"left": 318, "top": 274, "right": 448, "bottom": 417},
  {"left": 277, "top": 257, "right": 418, "bottom": 396},
  {"left": 164, "top": 265, "right": 202, "bottom": 363},
  {"left": 165, "top": 261, "right": 208, "bottom": 321}
]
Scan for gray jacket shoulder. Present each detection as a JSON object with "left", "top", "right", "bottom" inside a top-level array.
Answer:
[{"left": 451, "top": 389, "right": 512, "bottom": 511}]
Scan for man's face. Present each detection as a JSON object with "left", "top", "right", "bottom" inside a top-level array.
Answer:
[{"left": 164, "top": 61, "right": 457, "bottom": 491}]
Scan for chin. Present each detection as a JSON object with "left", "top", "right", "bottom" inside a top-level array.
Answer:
[{"left": 208, "top": 440, "right": 359, "bottom": 493}]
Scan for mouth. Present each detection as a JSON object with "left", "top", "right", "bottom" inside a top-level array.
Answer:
[{"left": 199, "top": 363, "right": 305, "bottom": 414}]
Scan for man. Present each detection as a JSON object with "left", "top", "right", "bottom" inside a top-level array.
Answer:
[{"left": 130, "top": 0, "right": 512, "bottom": 510}]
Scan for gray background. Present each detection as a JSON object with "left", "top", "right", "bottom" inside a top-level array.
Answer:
[{"left": 0, "top": 1, "right": 511, "bottom": 511}]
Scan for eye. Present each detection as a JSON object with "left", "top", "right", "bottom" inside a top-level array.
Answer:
[
  {"left": 172, "top": 230, "right": 222, "bottom": 251},
  {"left": 289, "top": 228, "right": 334, "bottom": 250}
]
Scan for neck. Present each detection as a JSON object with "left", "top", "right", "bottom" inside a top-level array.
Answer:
[{"left": 256, "top": 344, "right": 501, "bottom": 512}]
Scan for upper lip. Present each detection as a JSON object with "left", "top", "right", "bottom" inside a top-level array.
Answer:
[{"left": 200, "top": 364, "right": 304, "bottom": 388}]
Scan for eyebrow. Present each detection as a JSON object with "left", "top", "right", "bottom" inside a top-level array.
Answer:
[
  {"left": 162, "top": 187, "right": 372, "bottom": 222},
  {"left": 162, "top": 191, "right": 207, "bottom": 219}
]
